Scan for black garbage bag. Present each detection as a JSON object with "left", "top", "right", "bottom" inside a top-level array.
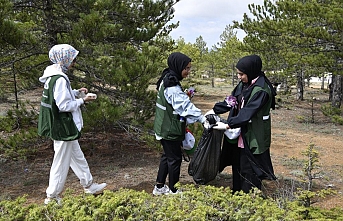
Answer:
[
  {"left": 188, "top": 128, "right": 224, "bottom": 185},
  {"left": 219, "top": 136, "right": 237, "bottom": 173}
]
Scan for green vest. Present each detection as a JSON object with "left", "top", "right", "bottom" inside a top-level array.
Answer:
[
  {"left": 153, "top": 83, "right": 186, "bottom": 141},
  {"left": 244, "top": 82, "right": 272, "bottom": 154},
  {"left": 38, "top": 75, "right": 81, "bottom": 141}
]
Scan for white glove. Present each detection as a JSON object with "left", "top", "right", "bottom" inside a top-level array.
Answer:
[
  {"left": 202, "top": 120, "right": 210, "bottom": 129},
  {"left": 204, "top": 109, "right": 215, "bottom": 116},
  {"left": 212, "top": 122, "right": 229, "bottom": 130}
]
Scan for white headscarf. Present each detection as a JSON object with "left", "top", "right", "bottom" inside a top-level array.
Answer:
[{"left": 48, "top": 44, "right": 79, "bottom": 73}]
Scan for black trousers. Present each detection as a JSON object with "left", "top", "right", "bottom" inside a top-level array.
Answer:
[
  {"left": 156, "top": 139, "right": 182, "bottom": 192},
  {"left": 232, "top": 147, "right": 262, "bottom": 193},
  {"left": 221, "top": 138, "right": 274, "bottom": 193}
]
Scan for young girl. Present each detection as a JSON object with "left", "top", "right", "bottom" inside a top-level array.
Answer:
[
  {"left": 38, "top": 44, "right": 106, "bottom": 204},
  {"left": 153, "top": 52, "right": 208, "bottom": 194},
  {"left": 212, "top": 55, "right": 277, "bottom": 193}
]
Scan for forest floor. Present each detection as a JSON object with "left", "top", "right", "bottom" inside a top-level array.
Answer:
[{"left": 0, "top": 83, "right": 343, "bottom": 210}]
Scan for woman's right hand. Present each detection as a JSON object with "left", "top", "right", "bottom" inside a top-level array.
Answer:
[{"left": 83, "top": 93, "right": 97, "bottom": 102}]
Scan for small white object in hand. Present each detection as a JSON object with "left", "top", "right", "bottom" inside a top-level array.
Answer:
[{"left": 86, "top": 93, "right": 97, "bottom": 99}]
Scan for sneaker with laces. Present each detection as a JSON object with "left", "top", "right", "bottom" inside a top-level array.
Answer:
[
  {"left": 152, "top": 184, "right": 170, "bottom": 195},
  {"left": 84, "top": 182, "right": 107, "bottom": 194},
  {"left": 44, "top": 196, "right": 62, "bottom": 205}
]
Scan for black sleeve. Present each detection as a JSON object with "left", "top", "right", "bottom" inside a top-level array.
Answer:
[
  {"left": 228, "top": 91, "right": 269, "bottom": 128},
  {"left": 213, "top": 100, "right": 232, "bottom": 114}
]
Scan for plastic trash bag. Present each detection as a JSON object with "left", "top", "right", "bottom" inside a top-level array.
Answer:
[
  {"left": 181, "top": 128, "right": 196, "bottom": 163},
  {"left": 188, "top": 128, "right": 224, "bottom": 184},
  {"left": 219, "top": 136, "right": 237, "bottom": 173},
  {"left": 182, "top": 129, "right": 195, "bottom": 150}
]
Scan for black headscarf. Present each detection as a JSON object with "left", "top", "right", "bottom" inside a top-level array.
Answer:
[
  {"left": 236, "top": 55, "right": 263, "bottom": 83},
  {"left": 156, "top": 52, "right": 191, "bottom": 90},
  {"left": 236, "top": 54, "right": 277, "bottom": 109}
]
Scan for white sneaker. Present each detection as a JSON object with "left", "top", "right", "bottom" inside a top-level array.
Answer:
[
  {"left": 84, "top": 182, "right": 107, "bottom": 194},
  {"left": 152, "top": 185, "right": 170, "bottom": 195},
  {"left": 169, "top": 189, "right": 182, "bottom": 195},
  {"left": 44, "top": 196, "right": 62, "bottom": 205}
]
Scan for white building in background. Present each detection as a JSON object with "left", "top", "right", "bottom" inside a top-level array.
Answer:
[{"left": 306, "top": 73, "right": 332, "bottom": 85}]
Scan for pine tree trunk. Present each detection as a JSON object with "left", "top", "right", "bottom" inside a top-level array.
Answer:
[
  {"left": 45, "top": 0, "right": 58, "bottom": 47},
  {"left": 231, "top": 63, "right": 235, "bottom": 87},
  {"left": 296, "top": 71, "right": 304, "bottom": 100},
  {"left": 331, "top": 74, "right": 342, "bottom": 108},
  {"left": 329, "top": 75, "right": 334, "bottom": 101}
]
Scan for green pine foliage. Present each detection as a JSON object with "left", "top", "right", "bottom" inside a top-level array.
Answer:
[
  {"left": 1, "top": 185, "right": 342, "bottom": 220},
  {"left": 0, "top": 101, "right": 40, "bottom": 159},
  {"left": 321, "top": 104, "right": 343, "bottom": 125},
  {"left": 233, "top": 0, "right": 343, "bottom": 103},
  {"left": 0, "top": 0, "right": 25, "bottom": 47},
  {"left": 1, "top": 0, "right": 178, "bottom": 126},
  {"left": 0, "top": 128, "right": 39, "bottom": 160},
  {"left": 81, "top": 95, "right": 127, "bottom": 132}
]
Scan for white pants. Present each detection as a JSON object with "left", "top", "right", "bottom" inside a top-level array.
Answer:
[{"left": 46, "top": 140, "right": 93, "bottom": 198}]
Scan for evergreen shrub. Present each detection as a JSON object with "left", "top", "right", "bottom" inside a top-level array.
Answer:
[
  {"left": 321, "top": 104, "right": 343, "bottom": 125},
  {"left": 0, "top": 101, "right": 40, "bottom": 159},
  {"left": 1, "top": 184, "right": 342, "bottom": 221}
]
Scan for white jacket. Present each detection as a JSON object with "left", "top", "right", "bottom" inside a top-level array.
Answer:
[
  {"left": 39, "top": 64, "right": 84, "bottom": 131},
  {"left": 163, "top": 84, "right": 206, "bottom": 124}
]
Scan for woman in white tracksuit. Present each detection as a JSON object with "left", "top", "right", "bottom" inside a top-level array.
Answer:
[{"left": 38, "top": 44, "right": 106, "bottom": 204}]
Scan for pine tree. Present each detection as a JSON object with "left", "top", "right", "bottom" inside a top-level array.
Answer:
[
  {"left": 233, "top": 0, "right": 343, "bottom": 104},
  {"left": 1, "top": 0, "right": 179, "bottom": 124},
  {"left": 215, "top": 25, "right": 246, "bottom": 86}
]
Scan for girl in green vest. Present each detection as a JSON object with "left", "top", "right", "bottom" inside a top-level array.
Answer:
[
  {"left": 38, "top": 44, "right": 106, "bottom": 204},
  {"left": 153, "top": 52, "right": 211, "bottom": 195},
  {"left": 211, "top": 55, "right": 277, "bottom": 193}
]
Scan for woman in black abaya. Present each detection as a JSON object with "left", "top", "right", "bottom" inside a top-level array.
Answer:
[{"left": 213, "top": 55, "right": 277, "bottom": 193}]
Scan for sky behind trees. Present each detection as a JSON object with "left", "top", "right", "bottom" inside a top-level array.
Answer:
[{"left": 169, "top": 0, "right": 264, "bottom": 47}]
